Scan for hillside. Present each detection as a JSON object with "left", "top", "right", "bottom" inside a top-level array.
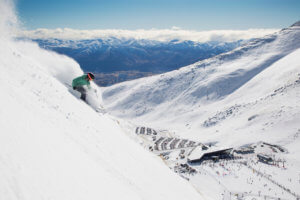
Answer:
[
  {"left": 102, "top": 22, "right": 300, "bottom": 135},
  {"left": 102, "top": 21, "right": 300, "bottom": 199},
  {"left": 0, "top": 1, "right": 203, "bottom": 199},
  {"left": 102, "top": 21, "right": 300, "bottom": 154}
]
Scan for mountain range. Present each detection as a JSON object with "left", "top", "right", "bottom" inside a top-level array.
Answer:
[{"left": 34, "top": 38, "right": 245, "bottom": 85}]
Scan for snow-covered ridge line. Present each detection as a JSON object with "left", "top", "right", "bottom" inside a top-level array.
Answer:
[
  {"left": 29, "top": 37, "right": 244, "bottom": 48},
  {"left": 18, "top": 27, "right": 279, "bottom": 42},
  {"left": 30, "top": 37, "right": 245, "bottom": 79}
]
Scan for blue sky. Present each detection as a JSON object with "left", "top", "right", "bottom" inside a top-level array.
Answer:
[{"left": 17, "top": 0, "right": 300, "bottom": 30}]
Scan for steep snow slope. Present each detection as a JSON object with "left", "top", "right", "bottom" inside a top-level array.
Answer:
[
  {"left": 103, "top": 22, "right": 300, "bottom": 147},
  {"left": 0, "top": 1, "right": 203, "bottom": 200},
  {"left": 187, "top": 49, "right": 300, "bottom": 145}
]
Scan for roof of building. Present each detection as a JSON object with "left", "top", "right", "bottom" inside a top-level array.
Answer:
[{"left": 188, "top": 146, "right": 233, "bottom": 161}]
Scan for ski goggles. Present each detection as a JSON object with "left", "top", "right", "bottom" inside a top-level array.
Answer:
[{"left": 87, "top": 73, "right": 93, "bottom": 81}]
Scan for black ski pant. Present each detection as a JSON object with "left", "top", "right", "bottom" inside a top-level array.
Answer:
[{"left": 74, "top": 86, "right": 86, "bottom": 101}]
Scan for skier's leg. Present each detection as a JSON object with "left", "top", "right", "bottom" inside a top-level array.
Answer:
[
  {"left": 76, "top": 86, "right": 87, "bottom": 101},
  {"left": 80, "top": 93, "right": 86, "bottom": 101}
]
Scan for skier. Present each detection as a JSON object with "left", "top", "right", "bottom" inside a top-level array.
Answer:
[{"left": 72, "top": 72, "right": 95, "bottom": 101}]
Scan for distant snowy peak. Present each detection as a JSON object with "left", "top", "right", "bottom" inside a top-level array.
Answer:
[
  {"left": 188, "top": 23, "right": 299, "bottom": 69},
  {"left": 33, "top": 37, "right": 245, "bottom": 49}
]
